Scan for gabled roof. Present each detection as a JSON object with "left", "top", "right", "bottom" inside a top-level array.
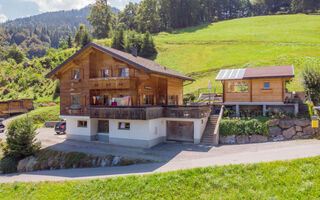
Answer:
[
  {"left": 216, "top": 65, "right": 294, "bottom": 81},
  {"left": 244, "top": 65, "right": 294, "bottom": 79},
  {"left": 46, "top": 43, "right": 194, "bottom": 81}
]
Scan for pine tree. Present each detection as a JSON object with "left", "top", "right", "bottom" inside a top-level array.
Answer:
[
  {"left": 74, "top": 24, "right": 85, "bottom": 47},
  {"left": 111, "top": 28, "right": 125, "bottom": 51},
  {"left": 140, "top": 31, "right": 157, "bottom": 58},
  {"left": 67, "top": 34, "right": 73, "bottom": 48},
  {"left": 81, "top": 30, "right": 93, "bottom": 48},
  {"left": 5, "top": 117, "right": 40, "bottom": 159}
]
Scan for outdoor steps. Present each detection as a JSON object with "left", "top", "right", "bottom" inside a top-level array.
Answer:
[{"left": 201, "top": 115, "right": 219, "bottom": 145}]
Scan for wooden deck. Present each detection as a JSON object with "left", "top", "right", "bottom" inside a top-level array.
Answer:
[{"left": 87, "top": 105, "right": 211, "bottom": 120}]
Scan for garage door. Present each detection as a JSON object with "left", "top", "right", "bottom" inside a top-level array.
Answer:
[{"left": 166, "top": 121, "right": 194, "bottom": 142}]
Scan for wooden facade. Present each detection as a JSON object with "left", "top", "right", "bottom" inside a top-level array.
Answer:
[
  {"left": 48, "top": 45, "right": 187, "bottom": 117},
  {"left": 0, "top": 99, "right": 33, "bottom": 116},
  {"left": 222, "top": 78, "right": 291, "bottom": 103}
]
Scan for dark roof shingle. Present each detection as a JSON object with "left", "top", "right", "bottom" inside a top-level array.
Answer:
[{"left": 46, "top": 43, "right": 194, "bottom": 81}]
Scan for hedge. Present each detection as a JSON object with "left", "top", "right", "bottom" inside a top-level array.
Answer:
[{"left": 220, "top": 118, "right": 270, "bottom": 136}]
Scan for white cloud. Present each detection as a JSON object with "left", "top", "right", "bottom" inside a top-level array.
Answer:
[
  {"left": 0, "top": 13, "right": 7, "bottom": 23},
  {"left": 23, "top": 0, "right": 95, "bottom": 12}
]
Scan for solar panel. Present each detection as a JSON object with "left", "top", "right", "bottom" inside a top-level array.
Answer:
[{"left": 216, "top": 69, "right": 246, "bottom": 80}]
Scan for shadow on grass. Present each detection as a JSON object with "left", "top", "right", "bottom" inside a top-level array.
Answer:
[{"left": 172, "top": 23, "right": 211, "bottom": 34}]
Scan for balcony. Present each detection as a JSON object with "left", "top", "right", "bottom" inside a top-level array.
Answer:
[
  {"left": 89, "top": 106, "right": 164, "bottom": 120},
  {"left": 89, "top": 77, "right": 137, "bottom": 90},
  {"left": 89, "top": 105, "right": 211, "bottom": 120}
]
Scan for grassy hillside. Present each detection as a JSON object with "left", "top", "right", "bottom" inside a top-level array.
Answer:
[
  {"left": 0, "top": 156, "right": 320, "bottom": 199},
  {"left": 152, "top": 14, "right": 320, "bottom": 94},
  {"left": 0, "top": 48, "right": 76, "bottom": 103},
  {"left": 1, "top": 14, "right": 318, "bottom": 102}
]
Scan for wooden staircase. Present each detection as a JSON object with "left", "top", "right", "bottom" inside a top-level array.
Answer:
[{"left": 201, "top": 114, "right": 219, "bottom": 145}]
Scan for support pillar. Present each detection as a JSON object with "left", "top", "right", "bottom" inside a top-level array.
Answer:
[
  {"left": 294, "top": 103, "right": 299, "bottom": 117},
  {"left": 263, "top": 104, "right": 267, "bottom": 116},
  {"left": 236, "top": 104, "right": 240, "bottom": 117}
]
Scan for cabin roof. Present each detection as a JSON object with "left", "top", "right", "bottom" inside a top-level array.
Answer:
[
  {"left": 216, "top": 65, "right": 294, "bottom": 81},
  {"left": 46, "top": 43, "right": 194, "bottom": 81}
]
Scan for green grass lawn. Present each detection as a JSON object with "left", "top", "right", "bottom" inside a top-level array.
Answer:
[
  {"left": 0, "top": 156, "right": 320, "bottom": 199},
  {"left": 25, "top": 105, "right": 61, "bottom": 128},
  {"left": 148, "top": 14, "right": 320, "bottom": 94}
]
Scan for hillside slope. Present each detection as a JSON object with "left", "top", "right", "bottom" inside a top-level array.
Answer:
[{"left": 152, "top": 14, "right": 320, "bottom": 94}]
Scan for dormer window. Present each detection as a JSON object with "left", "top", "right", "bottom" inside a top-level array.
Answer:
[
  {"left": 72, "top": 69, "right": 80, "bottom": 80},
  {"left": 120, "top": 68, "right": 129, "bottom": 77}
]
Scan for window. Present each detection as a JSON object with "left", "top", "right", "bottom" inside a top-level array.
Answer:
[
  {"left": 143, "top": 95, "right": 154, "bottom": 105},
  {"left": 227, "top": 81, "right": 249, "bottom": 93},
  {"left": 72, "top": 69, "right": 80, "bottom": 80},
  {"left": 120, "top": 68, "right": 129, "bottom": 77},
  {"left": 98, "top": 120, "right": 109, "bottom": 133},
  {"left": 72, "top": 95, "right": 80, "bottom": 105},
  {"left": 102, "top": 69, "right": 109, "bottom": 78},
  {"left": 168, "top": 95, "right": 178, "bottom": 105},
  {"left": 264, "top": 82, "right": 270, "bottom": 89},
  {"left": 118, "top": 122, "right": 130, "bottom": 130},
  {"left": 77, "top": 120, "right": 87, "bottom": 128}
]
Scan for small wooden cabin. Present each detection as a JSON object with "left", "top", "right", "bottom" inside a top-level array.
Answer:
[
  {"left": 0, "top": 99, "right": 34, "bottom": 117},
  {"left": 216, "top": 65, "right": 298, "bottom": 116}
]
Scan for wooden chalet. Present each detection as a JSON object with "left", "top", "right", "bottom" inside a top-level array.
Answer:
[{"left": 46, "top": 43, "right": 211, "bottom": 148}]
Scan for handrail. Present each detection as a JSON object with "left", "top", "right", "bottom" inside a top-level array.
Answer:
[{"left": 213, "top": 105, "right": 224, "bottom": 146}]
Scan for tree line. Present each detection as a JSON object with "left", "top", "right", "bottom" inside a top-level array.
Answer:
[{"left": 89, "top": 0, "right": 320, "bottom": 36}]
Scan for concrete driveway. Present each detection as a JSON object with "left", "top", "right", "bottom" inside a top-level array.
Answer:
[{"left": 1, "top": 127, "right": 320, "bottom": 183}]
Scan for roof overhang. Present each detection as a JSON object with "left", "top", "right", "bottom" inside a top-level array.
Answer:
[{"left": 46, "top": 43, "right": 194, "bottom": 81}]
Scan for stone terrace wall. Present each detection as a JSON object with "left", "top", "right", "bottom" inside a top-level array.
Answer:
[{"left": 220, "top": 118, "right": 317, "bottom": 145}]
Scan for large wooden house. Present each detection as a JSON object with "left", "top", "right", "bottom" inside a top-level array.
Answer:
[
  {"left": 47, "top": 43, "right": 210, "bottom": 148},
  {"left": 216, "top": 65, "right": 298, "bottom": 116}
]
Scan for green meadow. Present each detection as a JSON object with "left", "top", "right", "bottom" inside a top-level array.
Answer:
[
  {"left": 1, "top": 157, "right": 320, "bottom": 199},
  {"left": 152, "top": 14, "right": 320, "bottom": 94}
]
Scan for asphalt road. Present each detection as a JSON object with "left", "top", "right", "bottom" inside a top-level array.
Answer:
[{"left": 1, "top": 136, "right": 320, "bottom": 183}]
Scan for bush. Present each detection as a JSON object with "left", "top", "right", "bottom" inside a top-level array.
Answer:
[
  {"left": 220, "top": 118, "right": 270, "bottom": 136},
  {"left": 0, "top": 156, "right": 18, "bottom": 174},
  {"left": 302, "top": 65, "right": 320, "bottom": 105},
  {"left": 5, "top": 117, "right": 41, "bottom": 159}
]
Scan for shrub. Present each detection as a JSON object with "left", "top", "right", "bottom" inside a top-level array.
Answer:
[
  {"left": 0, "top": 156, "right": 18, "bottom": 174},
  {"left": 220, "top": 118, "right": 270, "bottom": 136},
  {"left": 5, "top": 117, "right": 41, "bottom": 159},
  {"left": 302, "top": 65, "right": 320, "bottom": 105}
]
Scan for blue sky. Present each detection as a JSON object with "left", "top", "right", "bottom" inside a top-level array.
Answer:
[{"left": 0, "top": 0, "right": 141, "bottom": 23}]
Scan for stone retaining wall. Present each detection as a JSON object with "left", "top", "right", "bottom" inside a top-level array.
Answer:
[{"left": 220, "top": 118, "right": 317, "bottom": 145}]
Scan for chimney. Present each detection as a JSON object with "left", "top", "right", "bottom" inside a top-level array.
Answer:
[{"left": 131, "top": 46, "right": 138, "bottom": 57}]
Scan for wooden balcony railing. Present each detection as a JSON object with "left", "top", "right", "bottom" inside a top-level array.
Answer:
[
  {"left": 88, "top": 105, "right": 211, "bottom": 120},
  {"left": 163, "top": 105, "right": 211, "bottom": 119},
  {"left": 89, "top": 77, "right": 136, "bottom": 90},
  {"left": 89, "top": 106, "right": 164, "bottom": 120}
]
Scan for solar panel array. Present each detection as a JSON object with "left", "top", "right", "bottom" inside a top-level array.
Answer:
[{"left": 215, "top": 69, "right": 246, "bottom": 80}]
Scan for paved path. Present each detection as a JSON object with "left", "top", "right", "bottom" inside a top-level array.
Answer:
[{"left": 1, "top": 139, "right": 320, "bottom": 183}]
